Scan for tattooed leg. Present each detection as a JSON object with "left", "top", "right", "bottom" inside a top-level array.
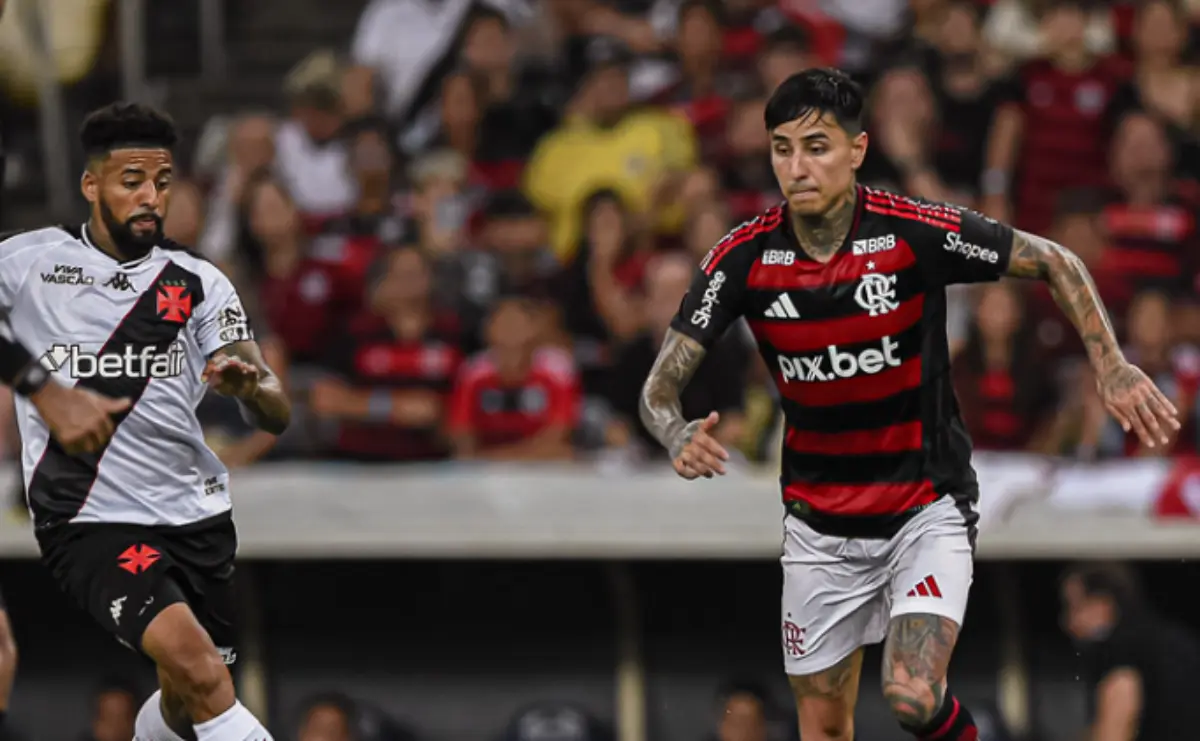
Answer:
[
  {"left": 882, "top": 614, "right": 979, "bottom": 739},
  {"left": 788, "top": 649, "right": 863, "bottom": 741}
]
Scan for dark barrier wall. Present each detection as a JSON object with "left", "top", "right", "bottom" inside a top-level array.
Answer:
[{"left": 3, "top": 560, "right": 1200, "bottom": 740}]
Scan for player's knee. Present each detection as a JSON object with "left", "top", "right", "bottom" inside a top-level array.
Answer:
[
  {"left": 882, "top": 680, "right": 940, "bottom": 728},
  {"left": 143, "top": 604, "right": 231, "bottom": 703}
]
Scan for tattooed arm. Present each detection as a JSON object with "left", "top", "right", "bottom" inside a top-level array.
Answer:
[
  {"left": 639, "top": 329, "right": 729, "bottom": 479},
  {"left": 1004, "top": 229, "right": 1179, "bottom": 447},
  {"left": 204, "top": 341, "right": 291, "bottom": 435}
]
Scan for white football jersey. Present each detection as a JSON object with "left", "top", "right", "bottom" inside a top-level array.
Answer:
[{"left": 0, "top": 224, "right": 252, "bottom": 528}]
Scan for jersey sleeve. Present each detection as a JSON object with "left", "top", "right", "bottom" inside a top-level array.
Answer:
[
  {"left": 910, "top": 206, "right": 1015, "bottom": 288},
  {"left": 194, "top": 269, "right": 254, "bottom": 356},
  {"left": 0, "top": 231, "right": 48, "bottom": 312},
  {"left": 668, "top": 232, "right": 757, "bottom": 348}
]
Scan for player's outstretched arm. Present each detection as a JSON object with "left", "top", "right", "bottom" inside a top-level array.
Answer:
[
  {"left": 1003, "top": 230, "right": 1179, "bottom": 447},
  {"left": 640, "top": 328, "right": 729, "bottom": 479},
  {"left": 203, "top": 341, "right": 291, "bottom": 435}
]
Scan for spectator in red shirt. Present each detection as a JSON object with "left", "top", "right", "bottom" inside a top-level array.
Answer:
[
  {"left": 983, "top": 0, "right": 1129, "bottom": 233},
  {"left": 310, "top": 245, "right": 463, "bottom": 462},
  {"left": 1101, "top": 111, "right": 1200, "bottom": 300},
  {"left": 952, "top": 282, "right": 1058, "bottom": 452},
  {"left": 448, "top": 296, "right": 580, "bottom": 461},
  {"left": 246, "top": 177, "right": 367, "bottom": 366}
]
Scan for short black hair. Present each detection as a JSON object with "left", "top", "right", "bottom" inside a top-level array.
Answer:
[
  {"left": 764, "top": 67, "right": 864, "bottom": 134},
  {"left": 80, "top": 102, "right": 178, "bottom": 159}
]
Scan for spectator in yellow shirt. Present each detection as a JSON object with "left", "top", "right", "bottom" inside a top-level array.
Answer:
[{"left": 524, "top": 37, "right": 698, "bottom": 261}]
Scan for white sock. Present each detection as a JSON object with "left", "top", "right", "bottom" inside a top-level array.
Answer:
[
  {"left": 193, "top": 701, "right": 273, "bottom": 741},
  {"left": 134, "top": 690, "right": 187, "bottom": 741}
]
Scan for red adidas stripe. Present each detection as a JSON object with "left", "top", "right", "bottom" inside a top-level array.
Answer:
[
  {"left": 864, "top": 190, "right": 961, "bottom": 221},
  {"left": 747, "top": 239, "right": 917, "bottom": 290},
  {"left": 783, "top": 480, "right": 937, "bottom": 516},
  {"left": 703, "top": 209, "right": 783, "bottom": 275},
  {"left": 774, "top": 356, "right": 922, "bottom": 407},
  {"left": 916, "top": 582, "right": 930, "bottom": 597},
  {"left": 750, "top": 295, "right": 924, "bottom": 352},
  {"left": 864, "top": 203, "right": 960, "bottom": 232},
  {"left": 784, "top": 421, "right": 924, "bottom": 455},
  {"left": 925, "top": 575, "right": 943, "bottom": 598}
]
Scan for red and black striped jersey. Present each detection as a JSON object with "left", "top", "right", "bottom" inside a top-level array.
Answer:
[{"left": 671, "top": 185, "right": 1015, "bottom": 539}]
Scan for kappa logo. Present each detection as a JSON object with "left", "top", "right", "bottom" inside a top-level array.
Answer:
[
  {"left": 110, "top": 596, "right": 126, "bottom": 624},
  {"left": 156, "top": 283, "right": 193, "bottom": 323},
  {"left": 41, "top": 263, "right": 94, "bottom": 285},
  {"left": 852, "top": 234, "right": 895, "bottom": 256},
  {"left": 103, "top": 272, "right": 135, "bottom": 292}
]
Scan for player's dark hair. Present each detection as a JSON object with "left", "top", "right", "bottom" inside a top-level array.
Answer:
[
  {"left": 79, "top": 102, "right": 178, "bottom": 159},
  {"left": 1064, "top": 561, "right": 1146, "bottom": 616},
  {"left": 764, "top": 68, "right": 864, "bottom": 135},
  {"left": 466, "top": 4, "right": 509, "bottom": 30}
]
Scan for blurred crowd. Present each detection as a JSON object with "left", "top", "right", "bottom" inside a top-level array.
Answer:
[{"left": 6, "top": 0, "right": 1200, "bottom": 474}]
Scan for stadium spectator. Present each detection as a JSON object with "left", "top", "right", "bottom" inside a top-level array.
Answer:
[
  {"left": 1110, "top": 0, "right": 1200, "bottom": 178},
  {"left": 755, "top": 27, "right": 813, "bottom": 99},
  {"left": 277, "top": 50, "right": 358, "bottom": 228},
  {"left": 523, "top": 36, "right": 698, "bottom": 260},
  {"left": 983, "top": 0, "right": 1128, "bottom": 233},
  {"left": 311, "top": 245, "right": 463, "bottom": 462},
  {"left": 296, "top": 693, "right": 356, "bottom": 741},
  {"left": 952, "top": 282, "right": 1058, "bottom": 452},
  {"left": 608, "top": 251, "right": 746, "bottom": 460},
  {"left": 982, "top": 0, "right": 1115, "bottom": 70},
  {"left": 198, "top": 113, "right": 278, "bottom": 268},
  {"left": 925, "top": 0, "right": 1003, "bottom": 207},
  {"left": 408, "top": 149, "right": 473, "bottom": 262},
  {"left": 81, "top": 678, "right": 140, "bottom": 741},
  {"left": 448, "top": 296, "right": 579, "bottom": 460},
  {"left": 247, "top": 178, "right": 368, "bottom": 367},
  {"left": 721, "top": 97, "right": 775, "bottom": 221},
  {"left": 1100, "top": 112, "right": 1200, "bottom": 303},
  {"left": 1061, "top": 562, "right": 1200, "bottom": 740},
  {"left": 438, "top": 190, "right": 558, "bottom": 353},
  {"left": 162, "top": 179, "right": 205, "bottom": 247},
  {"left": 863, "top": 64, "right": 952, "bottom": 201},
  {"left": 711, "top": 681, "right": 770, "bottom": 741}
]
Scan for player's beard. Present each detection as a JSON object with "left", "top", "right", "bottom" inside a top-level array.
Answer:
[{"left": 100, "top": 198, "right": 163, "bottom": 259}]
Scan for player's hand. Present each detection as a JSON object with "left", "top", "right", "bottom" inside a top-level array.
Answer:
[
  {"left": 1095, "top": 360, "right": 1180, "bottom": 448},
  {"left": 202, "top": 354, "right": 260, "bottom": 399},
  {"left": 32, "top": 382, "right": 131, "bottom": 455},
  {"left": 670, "top": 411, "right": 729, "bottom": 480}
]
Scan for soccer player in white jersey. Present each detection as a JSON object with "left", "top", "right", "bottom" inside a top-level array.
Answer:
[{"left": 1, "top": 103, "right": 289, "bottom": 739}]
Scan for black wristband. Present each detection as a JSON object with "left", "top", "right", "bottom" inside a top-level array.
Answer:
[
  {"left": 13, "top": 359, "right": 49, "bottom": 397},
  {"left": 0, "top": 331, "right": 41, "bottom": 394}
]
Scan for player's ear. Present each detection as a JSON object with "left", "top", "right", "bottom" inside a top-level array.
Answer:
[
  {"left": 80, "top": 167, "right": 99, "bottom": 205},
  {"left": 849, "top": 131, "right": 868, "bottom": 172}
]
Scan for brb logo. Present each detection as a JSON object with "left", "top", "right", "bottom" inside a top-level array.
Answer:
[
  {"left": 41, "top": 342, "right": 186, "bottom": 379},
  {"left": 943, "top": 231, "right": 999, "bottom": 264},
  {"left": 690, "top": 270, "right": 726, "bottom": 329},
  {"left": 777, "top": 336, "right": 901, "bottom": 383}
]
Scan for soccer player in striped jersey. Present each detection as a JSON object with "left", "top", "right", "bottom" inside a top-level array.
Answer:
[{"left": 640, "top": 68, "right": 1179, "bottom": 741}]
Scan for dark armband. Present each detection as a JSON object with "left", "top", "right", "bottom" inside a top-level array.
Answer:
[{"left": 0, "top": 333, "right": 48, "bottom": 397}]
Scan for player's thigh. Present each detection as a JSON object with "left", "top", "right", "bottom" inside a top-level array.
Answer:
[
  {"left": 780, "top": 515, "right": 889, "bottom": 677},
  {"left": 36, "top": 523, "right": 190, "bottom": 653},
  {"left": 788, "top": 649, "right": 864, "bottom": 741},
  {"left": 886, "top": 497, "right": 974, "bottom": 630},
  {"left": 164, "top": 519, "right": 240, "bottom": 668}
]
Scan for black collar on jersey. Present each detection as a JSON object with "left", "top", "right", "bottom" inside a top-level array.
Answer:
[{"left": 78, "top": 222, "right": 156, "bottom": 268}]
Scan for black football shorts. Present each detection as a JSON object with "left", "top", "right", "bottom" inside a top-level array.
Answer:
[{"left": 35, "top": 512, "right": 239, "bottom": 663}]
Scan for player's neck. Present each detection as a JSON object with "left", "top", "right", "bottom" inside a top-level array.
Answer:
[
  {"left": 790, "top": 186, "right": 857, "bottom": 264},
  {"left": 85, "top": 218, "right": 135, "bottom": 263}
]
